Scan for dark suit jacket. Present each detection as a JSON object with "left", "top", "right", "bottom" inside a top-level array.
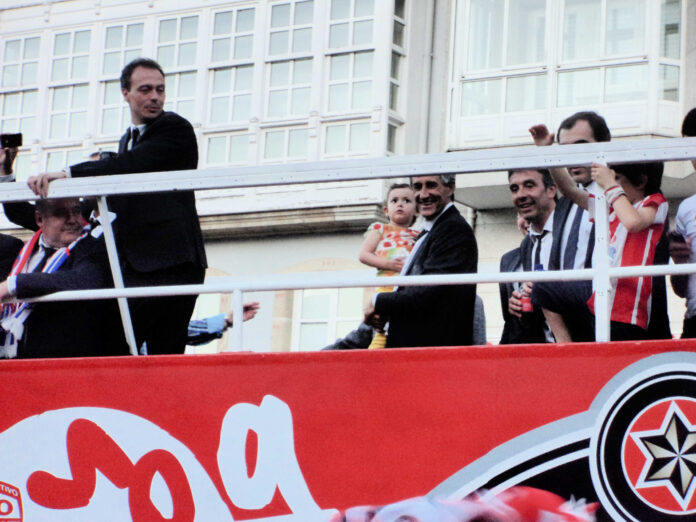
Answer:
[
  {"left": 69, "top": 111, "right": 207, "bottom": 274},
  {"left": 0, "top": 234, "right": 22, "bottom": 280},
  {"left": 375, "top": 205, "right": 478, "bottom": 348},
  {"left": 498, "top": 239, "right": 546, "bottom": 344},
  {"left": 15, "top": 235, "right": 128, "bottom": 358}
]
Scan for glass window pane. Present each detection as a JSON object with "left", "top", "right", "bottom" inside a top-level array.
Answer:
[
  {"left": 72, "top": 85, "right": 88, "bottom": 108},
  {"left": 271, "top": 4, "right": 291, "bottom": 27},
  {"left": 661, "top": 0, "right": 681, "bottom": 59},
  {"left": 331, "top": 0, "right": 351, "bottom": 19},
  {"left": 269, "top": 31, "right": 289, "bottom": 55},
  {"left": 179, "top": 72, "right": 196, "bottom": 96},
  {"left": 391, "top": 52, "right": 401, "bottom": 80},
  {"left": 212, "top": 38, "right": 230, "bottom": 62},
  {"left": 351, "top": 80, "right": 371, "bottom": 109},
  {"left": 22, "top": 62, "right": 37, "bottom": 85},
  {"left": 230, "top": 135, "right": 248, "bottom": 162},
  {"left": 178, "top": 43, "right": 197, "bottom": 66},
  {"left": 213, "top": 69, "right": 232, "bottom": 93},
  {"left": 389, "top": 82, "right": 399, "bottom": 111},
  {"left": 181, "top": 16, "right": 199, "bottom": 39},
  {"left": 236, "top": 66, "right": 253, "bottom": 90},
  {"left": 268, "top": 90, "right": 287, "bottom": 117},
  {"left": 1, "top": 118, "right": 19, "bottom": 133},
  {"left": 353, "top": 20, "right": 373, "bottom": 45},
  {"left": 556, "top": 68, "right": 601, "bottom": 107},
  {"left": 74, "top": 31, "right": 91, "bottom": 53},
  {"left": 291, "top": 87, "right": 310, "bottom": 113},
  {"left": 2, "top": 65, "right": 18, "bottom": 87},
  {"left": 157, "top": 45, "right": 175, "bottom": 68},
  {"left": 293, "top": 59, "right": 312, "bottom": 82},
  {"left": 103, "top": 52, "right": 121, "bottom": 75},
  {"left": 392, "top": 21, "right": 404, "bottom": 47},
  {"left": 54, "top": 33, "right": 71, "bottom": 55},
  {"left": 293, "top": 28, "right": 312, "bottom": 53},
  {"left": 335, "top": 320, "right": 356, "bottom": 339},
  {"left": 24, "top": 37, "right": 40, "bottom": 59},
  {"left": 392, "top": 0, "right": 404, "bottom": 18},
  {"left": 325, "top": 125, "right": 346, "bottom": 154},
  {"left": 159, "top": 19, "right": 177, "bottom": 43},
  {"left": 329, "top": 23, "right": 350, "bottom": 48},
  {"left": 338, "top": 287, "right": 363, "bottom": 316},
  {"left": 237, "top": 9, "right": 255, "bottom": 32},
  {"left": 72, "top": 56, "right": 89, "bottom": 78},
  {"left": 23, "top": 91, "right": 37, "bottom": 112},
  {"left": 605, "top": 0, "right": 645, "bottom": 55},
  {"left": 126, "top": 24, "right": 144, "bottom": 46},
  {"left": 208, "top": 136, "right": 226, "bottom": 164},
  {"left": 104, "top": 81, "right": 122, "bottom": 103},
  {"left": 357, "top": 0, "right": 375, "bottom": 17},
  {"left": 124, "top": 49, "right": 140, "bottom": 63},
  {"left": 210, "top": 97, "right": 229, "bottom": 123},
  {"left": 507, "top": 0, "right": 545, "bottom": 65},
  {"left": 295, "top": 1, "right": 314, "bottom": 24},
  {"left": 3, "top": 94, "right": 19, "bottom": 115},
  {"left": 354, "top": 51, "right": 373, "bottom": 77},
  {"left": 52, "top": 87, "right": 70, "bottom": 109},
  {"left": 329, "top": 84, "right": 349, "bottom": 111},
  {"left": 102, "top": 108, "right": 120, "bottom": 134},
  {"left": 214, "top": 12, "right": 233, "bottom": 35},
  {"left": 659, "top": 64, "right": 679, "bottom": 101},
  {"left": 299, "top": 323, "right": 327, "bottom": 350},
  {"left": 605, "top": 64, "right": 647, "bottom": 102},
  {"left": 234, "top": 35, "right": 253, "bottom": 59},
  {"left": 270, "top": 61, "right": 290, "bottom": 87},
  {"left": 349, "top": 122, "right": 370, "bottom": 152},
  {"left": 330, "top": 54, "right": 350, "bottom": 80},
  {"left": 4, "top": 40, "right": 20, "bottom": 61},
  {"left": 47, "top": 152, "right": 65, "bottom": 171},
  {"left": 265, "top": 130, "right": 285, "bottom": 159},
  {"left": 460, "top": 79, "right": 502, "bottom": 116},
  {"left": 468, "top": 0, "right": 503, "bottom": 69},
  {"left": 177, "top": 100, "right": 195, "bottom": 121},
  {"left": 288, "top": 129, "right": 307, "bottom": 157},
  {"left": 232, "top": 94, "right": 251, "bottom": 120},
  {"left": 105, "top": 26, "right": 123, "bottom": 49},
  {"left": 69, "top": 112, "right": 86, "bottom": 137},
  {"left": 50, "top": 113, "right": 67, "bottom": 139},
  {"left": 563, "top": 0, "right": 601, "bottom": 61},
  {"left": 506, "top": 74, "right": 547, "bottom": 112}
]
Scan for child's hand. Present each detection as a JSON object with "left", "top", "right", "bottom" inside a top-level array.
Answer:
[
  {"left": 529, "top": 124, "right": 554, "bottom": 146},
  {"left": 387, "top": 257, "right": 405, "bottom": 273},
  {"left": 590, "top": 163, "right": 616, "bottom": 189}
]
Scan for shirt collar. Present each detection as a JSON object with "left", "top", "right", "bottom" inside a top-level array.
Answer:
[{"left": 421, "top": 202, "right": 453, "bottom": 231}]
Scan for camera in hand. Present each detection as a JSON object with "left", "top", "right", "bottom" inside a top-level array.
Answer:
[{"left": 0, "top": 133, "right": 22, "bottom": 148}]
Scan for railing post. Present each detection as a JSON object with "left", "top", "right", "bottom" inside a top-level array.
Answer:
[
  {"left": 229, "top": 288, "right": 244, "bottom": 351},
  {"left": 97, "top": 196, "right": 139, "bottom": 355},
  {"left": 593, "top": 190, "right": 611, "bottom": 342}
]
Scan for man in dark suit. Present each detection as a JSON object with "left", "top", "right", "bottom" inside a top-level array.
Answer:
[
  {"left": 0, "top": 198, "right": 127, "bottom": 358},
  {"left": 363, "top": 175, "right": 478, "bottom": 348},
  {"left": 27, "top": 58, "right": 207, "bottom": 354},
  {"left": 500, "top": 170, "right": 565, "bottom": 344}
]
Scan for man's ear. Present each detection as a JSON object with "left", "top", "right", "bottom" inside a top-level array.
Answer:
[
  {"left": 121, "top": 88, "right": 129, "bottom": 100},
  {"left": 34, "top": 210, "right": 43, "bottom": 229},
  {"left": 547, "top": 184, "right": 557, "bottom": 199},
  {"left": 382, "top": 205, "right": 389, "bottom": 217}
]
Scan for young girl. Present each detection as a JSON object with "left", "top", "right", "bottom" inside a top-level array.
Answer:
[
  {"left": 359, "top": 183, "right": 419, "bottom": 348},
  {"left": 544, "top": 161, "right": 667, "bottom": 342}
]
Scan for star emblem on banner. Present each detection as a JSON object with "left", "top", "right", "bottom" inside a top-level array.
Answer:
[{"left": 633, "top": 402, "right": 696, "bottom": 506}]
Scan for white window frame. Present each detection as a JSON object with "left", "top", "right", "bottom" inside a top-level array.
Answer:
[
  {"left": 267, "top": 0, "right": 315, "bottom": 59},
  {"left": 47, "top": 83, "right": 89, "bottom": 141},
  {"left": 325, "top": 50, "right": 374, "bottom": 114},
  {"left": 262, "top": 126, "right": 310, "bottom": 162},
  {"left": 1, "top": 35, "right": 41, "bottom": 90},
  {"left": 265, "top": 58, "right": 313, "bottom": 119},
  {"left": 50, "top": 29, "right": 91, "bottom": 83},
  {"left": 101, "top": 22, "right": 145, "bottom": 77},
  {"left": 205, "top": 133, "right": 251, "bottom": 167},
  {"left": 210, "top": 6, "right": 256, "bottom": 64}
]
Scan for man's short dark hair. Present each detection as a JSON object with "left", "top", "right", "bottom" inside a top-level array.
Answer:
[
  {"left": 557, "top": 111, "right": 611, "bottom": 143},
  {"left": 507, "top": 168, "right": 555, "bottom": 189},
  {"left": 682, "top": 108, "right": 696, "bottom": 137},
  {"left": 35, "top": 197, "right": 79, "bottom": 216},
  {"left": 611, "top": 162, "right": 663, "bottom": 196},
  {"left": 120, "top": 58, "right": 165, "bottom": 91}
]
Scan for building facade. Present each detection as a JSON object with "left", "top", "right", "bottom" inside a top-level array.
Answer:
[{"left": 0, "top": 0, "right": 693, "bottom": 349}]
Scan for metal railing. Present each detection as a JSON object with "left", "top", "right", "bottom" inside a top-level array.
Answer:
[{"left": 3, "top": 136, "right": 696, "bottom": 351}]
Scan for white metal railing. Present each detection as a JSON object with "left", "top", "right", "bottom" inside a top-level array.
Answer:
[{"left": 3, "top": 137, "right": 696, "bottom": 350}]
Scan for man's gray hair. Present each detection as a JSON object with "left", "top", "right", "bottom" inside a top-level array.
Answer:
[{"left": 410, "top": 174, "right": 456, "bottom": 186}]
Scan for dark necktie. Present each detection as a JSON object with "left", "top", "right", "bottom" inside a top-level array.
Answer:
[
  {"left": 130, "top": 127, "right": 140, "bottom": 147},
  {"left": 533, "top": 231, "right": 548, "bottom": 269},
  {"left": 34, "top": 247, "right": 56, "bottom": 272},
  {"left": 563, "top": 206, "right": 584, "bottom": 269}
]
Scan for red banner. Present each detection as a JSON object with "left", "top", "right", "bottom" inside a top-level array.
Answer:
[{"left": 2, "top": 340, "right": 696, "bottom": 520}]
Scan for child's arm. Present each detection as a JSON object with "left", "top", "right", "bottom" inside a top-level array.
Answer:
[
  {"left": 529, "top": 124, "right": 589, "bottom": 210},
  {"left": 359, "top": 230, "right": 405, "bottom": 272},
  {"left": 591, "top": 164, "right": 657, "bottom": 232}
]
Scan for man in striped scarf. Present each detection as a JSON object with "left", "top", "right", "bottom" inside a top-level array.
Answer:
[{"left": 0, "top": 198, "right": 128, "bottom": 358}]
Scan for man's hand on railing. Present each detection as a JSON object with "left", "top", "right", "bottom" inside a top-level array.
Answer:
[
  {"left": 528, "top": 124, "right": 554, "bottom": 147},
  {"left": 28, "top": 171, "right": 67, "bottom": 198}
]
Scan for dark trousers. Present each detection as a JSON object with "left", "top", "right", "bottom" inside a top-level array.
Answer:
[{"left": 123, "top": 262, "right": 205, "bottom": 355}]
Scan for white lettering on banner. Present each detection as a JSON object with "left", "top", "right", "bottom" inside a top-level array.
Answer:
[
  {"left": 0, "top": 397, "right": 337, "bottom": 521},
  {"left": 218, "top": 395, "right": 323, "bottom": 514}
]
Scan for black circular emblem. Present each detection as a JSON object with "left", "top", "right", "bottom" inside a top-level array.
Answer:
[{"left": 592, "top": 371, "right": 696, "bottom": 520}]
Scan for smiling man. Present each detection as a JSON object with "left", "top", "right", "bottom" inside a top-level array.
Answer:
[
  {"left": 363, "top": 175, "right": 478, "bottom": 348},
  {"left": 27, "top": 58, "right": 207, "bottom": 355}
]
